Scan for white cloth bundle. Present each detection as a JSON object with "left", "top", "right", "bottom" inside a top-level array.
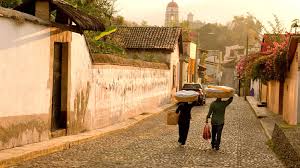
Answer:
[
  {"left": 205, "top": 85, "right": 235, "bottom": 98},
  {"left": 175, "top": 90, "right": 199, "bottom": 102},
  {"left": 175, "top": 90, "right": 199, "bottom": 97}
]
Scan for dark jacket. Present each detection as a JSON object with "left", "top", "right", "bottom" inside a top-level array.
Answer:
[
  {"left": 206, "top": 97, "right": 233, "bottom": 125},
  {"left": 176, "top": 102, "right": 194, "bottom": 124}
]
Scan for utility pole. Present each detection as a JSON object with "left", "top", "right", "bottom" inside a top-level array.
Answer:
[
  {"left": 194, "top": 47, "right": 198, "bottom": 83},
  {"left": 244, "top": 34, "right": 249, "bottom": 101}
]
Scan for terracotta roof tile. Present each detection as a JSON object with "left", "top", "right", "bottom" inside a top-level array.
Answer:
[{"left": 113, "top": 26, "right": 182, "bottom": 51}]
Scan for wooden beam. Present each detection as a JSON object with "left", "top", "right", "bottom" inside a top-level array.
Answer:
[{"left": 51, "top": 22, "right": 83, "bottom": 34}]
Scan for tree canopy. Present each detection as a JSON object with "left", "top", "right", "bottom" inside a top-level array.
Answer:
[
  {"left": 193, "top": 14, "right": 262, "bottom": 52},
  {"left": 0, "top": 0, "right": 22, "bottom": 8}
]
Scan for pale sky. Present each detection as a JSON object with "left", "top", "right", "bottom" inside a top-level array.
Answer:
[{"left": 116, "top": 0, "right": 300, "bottom": 30}]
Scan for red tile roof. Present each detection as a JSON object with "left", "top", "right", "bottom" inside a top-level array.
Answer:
[{"left": 113, "top": 26, "right": 182, "bottom": 51}]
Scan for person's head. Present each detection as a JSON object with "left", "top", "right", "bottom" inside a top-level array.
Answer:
[{"left": 216, "top": 98, "right": 221, "bottom": 101}]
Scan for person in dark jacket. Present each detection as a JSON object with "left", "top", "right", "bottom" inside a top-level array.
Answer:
[
  {"left": 176, "top": 102, "right": 195, "bottom": 146},
  {"left": 206, "top": 97, "right": 233, "bottom": 150}
]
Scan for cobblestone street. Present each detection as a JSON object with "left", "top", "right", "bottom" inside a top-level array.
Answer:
[{"left": 12, "top": 97, "right": 284, "bottom": 168}]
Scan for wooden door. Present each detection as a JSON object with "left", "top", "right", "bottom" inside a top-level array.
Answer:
[{"left": 52, "top": 42, "right": 67, "bottom": 131}]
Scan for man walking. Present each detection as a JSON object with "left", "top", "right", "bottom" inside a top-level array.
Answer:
[
  {"left": 206, "top": 97, "right": 233, "bottom": 150},
  {"left": 176, "top": 102, "right": 195, "bottom": 146}
]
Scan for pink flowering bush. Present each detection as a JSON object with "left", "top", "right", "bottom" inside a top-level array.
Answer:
[{"left": 236, "top": 33, "right": 290, "bottom": 83}]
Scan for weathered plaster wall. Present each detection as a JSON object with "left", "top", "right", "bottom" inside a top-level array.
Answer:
[
  {"left": 267, "top": 81, "right": 280, "bottom": 114},
  {"left": 261, "top": 84, "right": 267, "bottom": 103},
  {"left": 298, "top": 44, "right": 300, "bottom": 124},
  {"left": 250, "top": 80, "right": 260, "bottom": 100},
  {"left": 69, "top": 32, "right": 93, "bottom": 133},
  {"left": 0, "top": 18, "right": 177, "bottom": 150},
  {"left": 182, "top": 62, "right": 188, "bottom": 85},
  {"left": 0, "top": 17, "right": 50, "bottom": 149},
  {"left": 90, "top": 65, "right": 171, "bottom": 129},
  {"left": 282, "top": 44, "right": 299, "bottom": 125},
  {"left": 170, "top": 42, "right": 180, "bottom": 97}
]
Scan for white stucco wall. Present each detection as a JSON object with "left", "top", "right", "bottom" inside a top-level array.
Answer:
[
  {"left": 170, "top": 42, "right": 180, "bottom": 93},
  {"left": 0, "top": 17, "right": 51, "bottom": 117},
  {"left": 267, "top": 81, "right": 280, "bottom": 114},
  {"left": 70, "top": 32, "right": 93, "bottom": 131},
  {"left": 91, "top": 65, "right": 171, "bottom": 129},
  {"left": 251, "top": 80, "right": 260, "bottom": 100},
  {"left": 182, "top": 62, "right": 188, "bottom": 85},
  {"left": 282, "top": 43, "right": 299, "bottom": 125},
  {"left": 0, "top": 17, "right": 50, "bottom": 150},
  {"left": 70, "top": 33, "right": 174, "bottom": 130},
  {"left": 298, "top": 44, "right": 300, "bottom": 124}
]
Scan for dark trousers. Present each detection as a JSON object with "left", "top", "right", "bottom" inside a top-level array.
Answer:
[
  {"left": 178, "top": 121, "right": 190, "bottom": 145},
  {"left": 211, "top": 124, "right": 224, "bottom": 148}
]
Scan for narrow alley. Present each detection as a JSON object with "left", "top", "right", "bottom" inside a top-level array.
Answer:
[{"left": 12, "top": 97, "right": 284, "bottom": 168}]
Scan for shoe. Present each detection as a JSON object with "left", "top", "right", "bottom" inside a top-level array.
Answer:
[
  {"left": 215, "top": 146, "right": 219, "bottom": 151},
  {"left": 211, "top": 144, "right": 215, "bottom": 149}
]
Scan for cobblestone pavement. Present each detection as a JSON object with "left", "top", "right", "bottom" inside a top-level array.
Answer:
[{"left": 12, "top": 97, "right": 284, "bottom": 168}]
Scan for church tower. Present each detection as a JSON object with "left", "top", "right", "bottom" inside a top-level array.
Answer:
[
  {"left": 187, "top": 12, "right": 194, "bottom": 24},
  {"left": 165, "top": 0, "right": 179, "bottom": 26}
]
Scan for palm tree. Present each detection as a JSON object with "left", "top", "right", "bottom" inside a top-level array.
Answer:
[{"left": 291, "top": 19, "right": 299, "bottom": 34}]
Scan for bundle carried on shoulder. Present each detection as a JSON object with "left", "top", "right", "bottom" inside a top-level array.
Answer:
[
  {"left": 175, "top": 90, "right": 199, "bottom": 102},
  {"left": 205, "top": 85, "right": 235, "bottom": 98}
]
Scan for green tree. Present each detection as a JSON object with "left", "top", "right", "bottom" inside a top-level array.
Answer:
[
  {"left": 112, "top": 15, "right": 125, "bottom": 26},
  {"left": 193, "top": 14, "right": 262, "bottom": 52},
  {"left": 229, "top": 13, "right": 262, "bottom": 47},
  {"left": 0, "top": 0, "right": 22, "bottom": 8},
  {"left": 291, "top": 19, "right": 300, "bottom": 33},
  {"left": 195, "top": 23, "right": 233, "bottom": 52},
  {"left": 65, "top": 0, "right": 116, "bottom": 26},
  {"left": 180, "top": 20, "right": 190, "bottom": 29},
  {"left": 140, "top": 20, "right": 148, "bottom": 26}
]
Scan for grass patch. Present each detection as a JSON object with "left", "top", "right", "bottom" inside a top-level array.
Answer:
[
  {"left": 278, "top": 123, "right": 298, "bottom": 129},
  {"left": 266, "top": 139, "right": 275, "bottom": 150},
  {"left": 92, "top": 54, "right": 169, "bottom": 69}
]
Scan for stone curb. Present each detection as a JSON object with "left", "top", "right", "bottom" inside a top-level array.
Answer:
[
  {"left": 246, "top": 96, "right": 268, "bottom": 118},
  {"left": 245, "top": 96, "right": 273, "bottom": 140},
  {"left": 0, "top": 103, "right": 176, "bottom": 168}
]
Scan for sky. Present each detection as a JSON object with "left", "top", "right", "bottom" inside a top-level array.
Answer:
[{"left": 115, "top": 0, "right": 300, "bottom": 30}]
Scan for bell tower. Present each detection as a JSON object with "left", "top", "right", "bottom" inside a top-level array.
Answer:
[{"left": 165, "top": 0, "right": 179, "bottom": 27}]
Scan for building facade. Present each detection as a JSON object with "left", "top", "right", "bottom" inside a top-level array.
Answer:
[{"left": 0, "top": 1, "right": 182, "bottom": 151}]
